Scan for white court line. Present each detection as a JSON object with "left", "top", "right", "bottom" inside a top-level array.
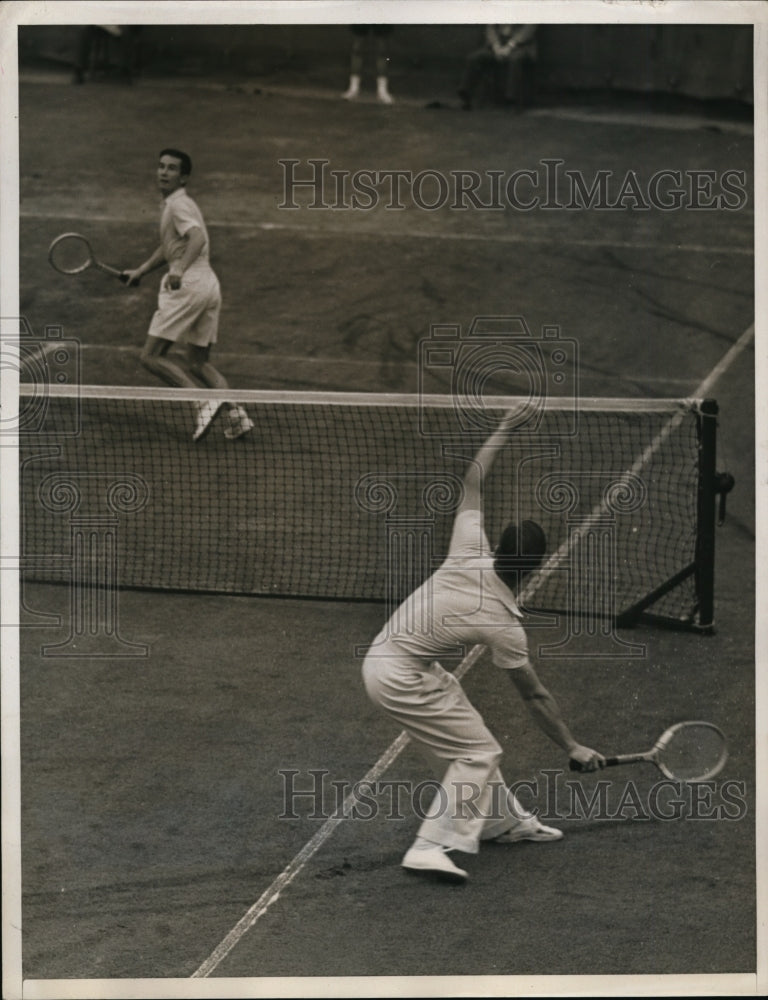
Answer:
[
  {"left": 522, "top": 322, "right": 755, "bottom": 594},
  {"left": 527, "top": 107, "right": 754, "bottom": 138},
  {"left": 68, "top": 342, "right": 708, "bottom": 386},
  {"left": 191, "top": 320, "right": 754, "bottom": 979},
  {"left": 22, "top": 210, "right": 754, "bottom": 256},
  {"left": 191, "top": 642, "right": 484, "bottom": 979},
  {"left": 18, "top": 70, "right": 754, "bottom": 137},
  {"left": 692, "top": 322, "right": 755, "bottom": 398},
  {"left": 190, "top": 654, "right": 488, "bottom": 979},
  {"left": 16, "top": 336, "right": 67, "bottom": 374}
]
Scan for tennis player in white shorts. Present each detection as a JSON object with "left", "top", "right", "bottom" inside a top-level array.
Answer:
[
  {"left": 362, "top": 411, "right": 605, "bottom": 882},
  {"left": 123, "top": 148, "right": 253, "bottom": 442}
]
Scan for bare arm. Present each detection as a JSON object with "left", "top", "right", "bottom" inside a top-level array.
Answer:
[
  {"left": 122, "top": 245, "right": 166, "bottom": 287},
  {"left": 457, "top": 409, "right": 519, "bottom": 515},
  {"left": 508, "top": 663, "right": 604, "bottom": 770},
  {"left": 123, "top": 228, "right": 205, "bottom": 290}
]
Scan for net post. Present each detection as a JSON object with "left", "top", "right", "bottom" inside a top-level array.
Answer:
[{"left": 694, "top": 399, "right": 719, "bottom": 632}]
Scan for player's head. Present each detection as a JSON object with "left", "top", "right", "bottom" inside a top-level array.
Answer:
[
  {"left": 157, "top": 149, "right": 192, "bottom": 195},
  {"left": 493, "top": 519, "right": 547, "bottom": 591}
]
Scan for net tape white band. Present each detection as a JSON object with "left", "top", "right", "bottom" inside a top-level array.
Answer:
[{"left": 19, "top": 384, "right": 706, "bottom": 413}]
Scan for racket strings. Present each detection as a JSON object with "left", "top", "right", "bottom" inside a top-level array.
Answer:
[
  {"left": 49, "top": 234, "right": 93, "bottom": 274},
  {"left": 657, "top": 723, "right": 727, "bottom": 781}
]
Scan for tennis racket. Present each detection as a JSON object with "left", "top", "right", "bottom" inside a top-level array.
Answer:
[
  {"left": 48, "top": 232, "right": 128, "bottom": 282},
  {"left": 570, "top": 720, "right": 728, "bottom": 782}
]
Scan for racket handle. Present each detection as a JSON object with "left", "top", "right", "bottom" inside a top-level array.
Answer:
[
  {"left": 569, "top": 756, "right": 620, "bottom": 771},
  {"left": 95, "top": 261, "right": 127, "bottom": 280}
]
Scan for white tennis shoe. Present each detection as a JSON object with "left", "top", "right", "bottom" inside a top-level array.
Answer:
[
  {"left": 492, "top": 817, "right": 563, "bottom": 843},
  {"left": 192, "top": 400, "right": 222, "bottom": 441},
  {"left": 223, "top": 405, "right": 254, "bottom": 440},
  {"left": 401, "top": 843, "right": 468, "bottom": 883}
]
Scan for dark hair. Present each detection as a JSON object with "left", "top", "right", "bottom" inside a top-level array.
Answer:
[
  {"left": 493, "top": 519, "right": 547, "bottom": 591},
  {"left": 159, "top": 148, "right": 192, "bottom": 177}
]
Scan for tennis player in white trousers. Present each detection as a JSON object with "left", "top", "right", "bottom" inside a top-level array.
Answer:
[{"left": 362, "top": 410, "right": 605, "bottom": 882}]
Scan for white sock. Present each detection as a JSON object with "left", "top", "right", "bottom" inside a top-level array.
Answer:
[
  {"left": 343, "top": 74, "right": 360, "bottom": 97},
  {"left": 376, "top": 76, "right": 393, "bottom": 101}
]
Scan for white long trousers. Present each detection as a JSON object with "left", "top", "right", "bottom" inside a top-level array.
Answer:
[{"left": 362, "top": 647, "right": 531, "bottom": 853}]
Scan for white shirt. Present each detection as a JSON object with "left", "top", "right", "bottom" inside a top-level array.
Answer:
[
  {"left": 159, "top": 187, "right": 212, "bottom": 272},
  {"left": 377, "top": 508, "right": 530, "bottom": 669}
]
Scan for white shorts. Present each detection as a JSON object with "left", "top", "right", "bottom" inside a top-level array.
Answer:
[{"left": 148, "top": 267, "right": 221, "bottom": 347}]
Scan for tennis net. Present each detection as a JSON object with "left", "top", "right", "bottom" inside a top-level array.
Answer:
[{"left": 19, "top": 385, "right": 726, "bottom": 630}]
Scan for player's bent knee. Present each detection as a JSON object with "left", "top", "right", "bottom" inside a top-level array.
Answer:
[{"left": 360, "top": 655, "right": 408, "bottom": 708}]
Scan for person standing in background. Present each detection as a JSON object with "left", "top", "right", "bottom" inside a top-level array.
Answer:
[
  {"left": 342, "top": 25, "right": 395, "bottom": 104},
  {"left": 458, "top": 25, "right": 538, "bottom": 110}
]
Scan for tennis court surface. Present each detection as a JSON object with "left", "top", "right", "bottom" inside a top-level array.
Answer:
[{"left": 13, "top": 36, "right": 757, "bottom": 996}]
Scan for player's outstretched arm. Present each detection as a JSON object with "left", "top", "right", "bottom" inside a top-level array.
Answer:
[
  {"left": 508, "top": 663, "right": 605, "bottom": 771},
  {"left": 122, "top": 245, "right": 166, "bottom": 287},
  {"left": 458, "top": 409, "right": 519, "bottom": 514}
]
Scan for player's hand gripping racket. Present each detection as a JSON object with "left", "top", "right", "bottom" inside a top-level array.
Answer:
[
  {"left": 570, "top": 720, "right": 728, "bottom": 782},
  {"left": 48, "top": 232, "right": 129, "bottom": 283}
]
